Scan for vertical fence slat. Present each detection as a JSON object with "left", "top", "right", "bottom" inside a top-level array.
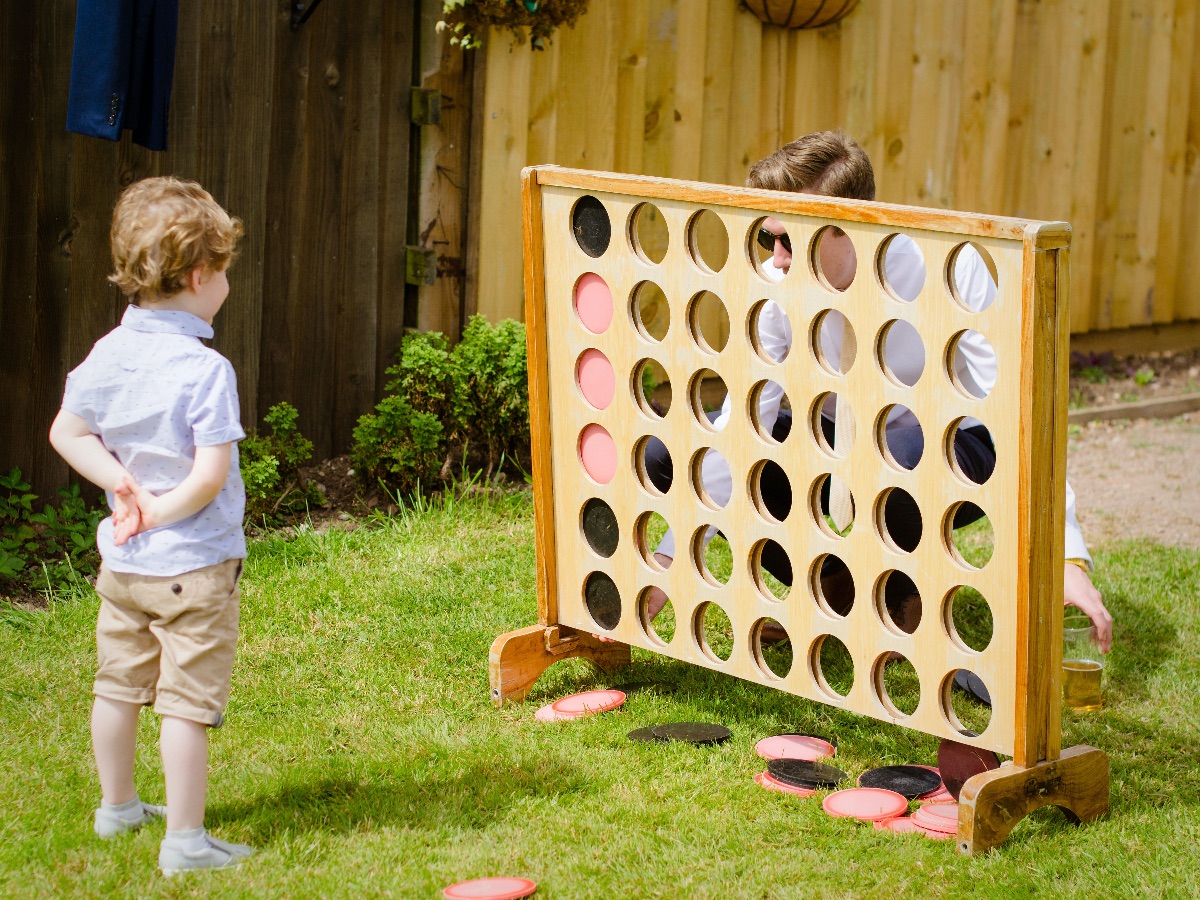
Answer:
[
  {"left": 614, "top": 0, "right": 649, "bottom": 175},
  {"left": 876, "top": 1, "right": 916, "bottom": 204},
  {"left": 670, "top": 0, "right": 708, "bottom": 180},
  {"left": 699, "top": 0, "right": 736, "bottom": 185},
  {"left": 1176, "top": 0, "right": 1200, "bottom": 321},
  {"left": 728, "top": 5, "right": 763, "bottom": 180},
  {"left": 642, "top": 0, "right": 678, "bottom": 179}
]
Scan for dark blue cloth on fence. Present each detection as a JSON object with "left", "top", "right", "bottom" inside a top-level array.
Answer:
[{"left": 66, "top": 0, "right": 179, "bottom": 151}]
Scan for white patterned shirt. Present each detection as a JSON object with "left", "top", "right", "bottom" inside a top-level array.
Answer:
[{"left": 61, "top": 304, "right": 246, "bottom": 576}]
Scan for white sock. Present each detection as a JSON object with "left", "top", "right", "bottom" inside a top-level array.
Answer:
[{"left": 163, "top": 826, "right": 208, "bottom": 851}]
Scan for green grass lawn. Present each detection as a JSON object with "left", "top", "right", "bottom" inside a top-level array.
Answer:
[{"left": 2, "top": 490, "right": 1199, "bottom": 898}]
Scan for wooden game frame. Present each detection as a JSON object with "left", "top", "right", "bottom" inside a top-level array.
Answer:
[{"left": 490, "top": 166, "right": 1109, "bottom": 852}]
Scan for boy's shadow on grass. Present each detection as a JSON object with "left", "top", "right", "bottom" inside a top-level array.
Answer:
[{"left": 209, "top": 749, "right": 588, "bottom": 838}]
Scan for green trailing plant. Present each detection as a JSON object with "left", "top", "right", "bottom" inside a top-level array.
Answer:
[
  {"left": 439, "top": 0, "right": 590, "bottom": 50},
  {"left": 1, "top": 467, "right": 103, "bottom": 597},
  {"left": 240, "top": 402, "right": 322, "bottom": 526}
]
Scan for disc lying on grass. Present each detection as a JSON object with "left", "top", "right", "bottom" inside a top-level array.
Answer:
[
  {"left": 912, "top": 801, "right": 960, "bottom": 834},
  {"left": 551, "top": 689, "right": 626, "bottom": 716},
  {"left": 650, "top": 722, "right": 731, "bottom": 745},
  {"left": 627, "top": 726, "right": 665, "bottom": 743},
  {"left": 766, "top": 759, "right": 847, "bottom": 790},
  {"left": 937, "top": 738, "right": 1001, "bottom": 800},
  {"left": 443, "top": 876, "right": 537, "bottom": 899},
  {"left": 857, "top": 765, "right": 942, "bottom": 800},
  {"left": 754, "top": 734, "right": 835, "bottom": 761},
  {"left": 822, "top": 788, "right": 909, "bottom": 822},
  {"left": 534, "top": 704, "right": 572, "bottom": 723},
  {"left": 910, "top": 765, "right": 954, "bottom": 802},
  {"left": 754, "top": 770, "right": 817, "bottom": 798}
]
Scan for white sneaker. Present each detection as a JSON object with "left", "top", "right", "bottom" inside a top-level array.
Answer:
[
  {"left": 159, "top": 832, "right": 254, "bottom": 875},
  {"left": 94, "top": 802, "right": 166, "bottom": 839}
]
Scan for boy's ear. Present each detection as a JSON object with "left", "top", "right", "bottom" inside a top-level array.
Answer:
[{"left": 188, "top": 267, "right": 207, "bottom": 293}]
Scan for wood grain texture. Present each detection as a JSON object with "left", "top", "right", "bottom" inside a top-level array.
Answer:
[
  {"left": 489, "top": 624, "right": 631, "bottom": 705},
  {"left": 524, "top": 169, "right": 1071, "bottom": 756},
  {"left": 957, "top": 745, "right": 1111, "bottom": 854}
]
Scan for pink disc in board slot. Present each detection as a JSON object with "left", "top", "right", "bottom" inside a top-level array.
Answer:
[
  {"left": 551, "top": 689, "right": 626, "bottom": 716},
  {"left": 574, "top": 272, "right": 613, "bottom": 334},
  {"left": 576, "top": 349, "right": 616, "bottom": 410},
  {"left": 755, "top": 734, "right": 835, "bottom": 762},
  {"left": 578, "top": 424, "right": 617, "bottom": 484},
  {"left": 443, "top": 876, "right": 538, "bottom": 899},
  {"left": 822, "top": 788, "right": 909, "bottom": 822}
]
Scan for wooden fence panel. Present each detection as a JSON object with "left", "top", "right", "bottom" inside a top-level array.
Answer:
[{"left": 473, "top": 0, "right": 1200, "bottom": 335}]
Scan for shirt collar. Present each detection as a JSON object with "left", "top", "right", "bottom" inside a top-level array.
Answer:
[{"left": 121, "top": 304, "right": 214, "bottom": 340}]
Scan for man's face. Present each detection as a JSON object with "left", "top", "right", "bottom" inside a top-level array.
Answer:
[{"left": 761, "top": 216, "right": 792, "bottom": 272}]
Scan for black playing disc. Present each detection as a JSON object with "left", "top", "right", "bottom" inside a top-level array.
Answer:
[
  {"left": 627, "top": 726, "right": 665, "bottom": 743},
  {"left": 937, "top": 737, "right": 1001, "bottom": 801},
  {"left": 571, "top": 195, "right": 611, "bottom": 258},
  {"left": 857, "top": 765, "right": 942, "bottom": 800},
  {"left": 766, "top": 758, "right": 847, "bottom": 789},
  {"left": 612, "top": 681, "right": 658, "bottom": 696},
  {"left": 650, "top": 722, "right": 731, "bottom": 745},
  {"left": 952, "top": 670, "right": 992, "bottom": 707}
]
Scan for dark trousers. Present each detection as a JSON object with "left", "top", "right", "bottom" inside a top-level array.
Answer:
[{"left": 642, "top": 410, "right": 996, "bottom": 602}]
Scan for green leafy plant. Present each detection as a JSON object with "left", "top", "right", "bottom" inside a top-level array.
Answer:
[
  {"left": 451, "top": 316, "right": 529, "bottom": 479},
  {"left": 1134, "top": 366, "right": 1156, "bottom": 387},
  {"left": 1080, "top": 366, "right": 1109, "bottom": 385},
  {"left": 240, "top": 403, "right": 322, "bottom": 526},
  {"left": 1, "top": 468, "right": 102, "bottom": 597},
  {"left": 352, "top": 397, "right": 445, "bottom": 495},
  {"left": 439, "top": 0, "right": 590, "bottom": 50}
]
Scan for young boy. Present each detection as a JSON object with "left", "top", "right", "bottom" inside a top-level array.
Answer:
[{"left": 49, "top": 176, "right": 254, "bottom": 874}]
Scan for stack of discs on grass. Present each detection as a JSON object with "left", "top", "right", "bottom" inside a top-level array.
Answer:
[
  {"left": 911, "top": 765, "right": 955, "bottom": 802},
  {"left": 857, "top": 765, "right": 942, "bottom": 801},
  {"left": 754, "top": 734, "right": 835, "bottom": 762},
  {"left": 909, "top": 801, "right": 960, "bottom": 839},
  {"left": 822, "top": 788, "right": 909, "bottom": 822},
  {"left": 534, "top": 689, "right": 625, "bottom": 723},
  {"left": 757, "top": 758, "right": 846, "bottom": 797}
]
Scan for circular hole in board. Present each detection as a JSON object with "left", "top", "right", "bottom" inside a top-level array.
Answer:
[
  {"left": 947, "top": 241, "right": 1000, "bottom": 313},
  {"left": 811, "top": 225, "right": 857, "bottom": 293},
  {"left": 874, "top": 652, "right": 920, "bottom": 717},
  {"left": 629, "top": 201, "right": 668, "bottom": 264},
  {"left": 632, "top": 358, "right": 670, "bottom": 419},
  {"left": 571, "top": 194, "right": 611, "bottom": 258},
  {"left": 810, "top": 555, "right": 855, "bottom": 618},
  {"left": 812, "top": 309, "right": 857, "bottom": 375},
  {"left": 944, "top": 417, "right": 996, "bottom": 486},
  {"left": 689, "top": 369, "right": 728, "bottom": 430},
  {"left": 748, "top": 380, "right": 791, "bottom": 444},
  {"left": 574, "top": 272, "right": 613, "bottom": 335},
  {"left": 630, "top": 280, "right": 670, "bottom": 342},
  {"left": 750, "top": 539, "right": 791, "bottom": 602},
  {"left": 811, "top": 633, "right": 854, "bottom": 699},
  {"left": 634, "top": 511, "right": 672, "bottom": 570},
  {"left": 877, "top": 319, "right": 925, "bottom": 387},
  {"left": 693, "top": 527, "right": 732, "bottom": 587},
  {"left": 875, "top": 570, "right": 922, "bottom": 635},
  {"left": 945, "top": 585, "right": 994, "bottom": 653},
  {"left": 810, "top": 392, "right": 853, "bottom": 458},
  {"left": 753, "top": 617, "right": 793, "bottom": 679},
  {"left": 576, "top": 348, "right": 615, "bottom": 410},
  {"left": 748, "top": 299, "right": 792, "bottom": 363},
  {"left": 748, "top": 216, "right": 794, "bottom": 282},
  {"left": 691, "top": 447, "right": 731, "bottom": 511},
  {"left": 875, "top": 233, "right": 926, "bottom": 303},
  {"left": 876, "top": 404, "right": 923, "bottom": 471},
  {"left": 942, "top": 670, "right": 994, "bottom": 738},
  {"left": 810, "top": 473, "right": 855, "bottom": 539},
  {"left": 638, "top": 586, "right": 675, "bottom": 645},
  {"left": 688, "top": 291, "right": 730, "bottom": 353},
  {"left": 944, "top": 504, "right": 995, "bottom": 569},
  {"left": 695, "top": 600, "right": 734, "bottom": 663},
  {"left": 946, "top": 329, "right": 997, "bottom": 400},
  {"left": 580, "top": 498, "right": 618, "bottom": 558},
  {"left": 583, "top": 570, "right": 621, "bottom": 631},
  {"left": 748, "top": 459, "right": 792, "bottom": 524},
  {"left": 632, "top": 435, "right": 671, "bottom": 497},
  {"left": 688, "top": 208, "right": 730, "bottom": 273},
  {"left": 875, "top": 487, "right": 922, "bottom": 553}
]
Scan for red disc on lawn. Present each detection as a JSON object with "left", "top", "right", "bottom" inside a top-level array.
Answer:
[
  {"left": 755, "top": 770, "right": 817, "bottom": 798},
  {"left": 551, "top": 689, "right": 625, "bottom": 716},
  {"left": 755, "top": 734, "right": 835, "bottom": 761},
  {"left": 443, "top": 876, "right": 537, "bottom": 899},
  {"left": 937, "top": 737, "right": 1000, "bottom": 800},
  {"left": 912, "top": 802, "right": 959, "bottom": 834},
  {"left": 534, "top": 703, "right": 572, "bottom": 723},
  {"left": 875, "top": 815, "right": 922, "bottom": 834},
  {"left": 822, "top": 788, "right": 909, "bottom": 822}
]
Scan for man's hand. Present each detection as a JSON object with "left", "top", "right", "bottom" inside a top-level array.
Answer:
[{"left": 1064, "top": 563, "right": 1112, "bottom": 653}]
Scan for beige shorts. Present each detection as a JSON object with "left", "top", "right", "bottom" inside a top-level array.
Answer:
[{"left": 93, "top": 558, "right": 242, "bottom": 727}]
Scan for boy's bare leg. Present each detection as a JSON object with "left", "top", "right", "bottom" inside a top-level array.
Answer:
[
  {"left": 92, "top": 696, "right": 141, "bottom": 805},
  {"left": 160, "top": 716, "right": 208, "bottom": 831}
]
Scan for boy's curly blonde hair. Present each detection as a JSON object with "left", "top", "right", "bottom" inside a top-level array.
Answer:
[{"left": 108, "top": 176, "right": 244, "bottom": 302}]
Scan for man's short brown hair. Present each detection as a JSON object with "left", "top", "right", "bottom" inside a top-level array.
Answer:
[
  {"left": 108, "top": 176, "right": 243, "bottom": 302},
  {"left": 747, "top": 130, "right": 875, "bottom": 200}
]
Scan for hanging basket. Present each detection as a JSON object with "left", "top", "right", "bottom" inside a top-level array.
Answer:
[{"left": 742, "top": 0, "right": 860, "bottom": 29}]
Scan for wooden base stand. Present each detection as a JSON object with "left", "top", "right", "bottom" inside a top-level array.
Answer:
[
  {"left": 956, "top": 744, "right": 1110, "bottom": 854},
  {"left": 489, "top": 623, "right": 631, "bottom": 706}
]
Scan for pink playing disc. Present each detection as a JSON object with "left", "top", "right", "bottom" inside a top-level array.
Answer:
[
  {"left": 822, "top": 788, "right": 909, "bottom": 822},
  {"left": 578, "top": 424, "right": 617, "bottom": 484},
  {"left": 912, "top": 802, "right": 959, "bottom": 834},
  {"left": 574, "top": 272, "right": 613, "bottom": 334},
  {"left": 534, "top": 703, "right": 572, "bottom": 723},
  {"left": 551, "top": 689, "right": 626, "bottom": 716},
  {"left": 755, "top": 734, "right": 835, "bottom": 762},
  {"left": 875, "top": 816, "right": 923, "bottom": 834},
  {"left": 443, "top": 876, "right": 537, "bottom": 899},
  {"left": 755, "top": 770, "right": 817, "bottom": 798},
  {"left": 576, "top": 349, "right": 615, "bottom": 410},
  {"left": 912, "top": 765, "right": 954, "bottom": 801}
]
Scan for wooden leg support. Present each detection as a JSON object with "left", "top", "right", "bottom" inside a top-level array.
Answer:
[
  {"left": 956, "top": 745, "right": 1110, "bottom": 855},
  {"left": 489, "top": 623, "right": 631, "bottom": 706}
]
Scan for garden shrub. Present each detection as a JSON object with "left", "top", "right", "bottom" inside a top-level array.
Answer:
[
  {"left": 1, "top": 467, "right": 103, "bottom": 597},
  {"left": 352, "top": 315, "right": 529, "bottom": 494},
  {"left": 240, "top": 402, "right": 322, "bottom": 526}
]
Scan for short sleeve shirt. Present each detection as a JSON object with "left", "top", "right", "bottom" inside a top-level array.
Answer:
[{"left": 61, "top": 305, "right": 247, "bottom": 576}]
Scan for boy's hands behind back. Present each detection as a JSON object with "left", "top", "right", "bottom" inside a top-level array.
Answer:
[{"left": 111, "top": 475, "right": 158, "bottom": 545}]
